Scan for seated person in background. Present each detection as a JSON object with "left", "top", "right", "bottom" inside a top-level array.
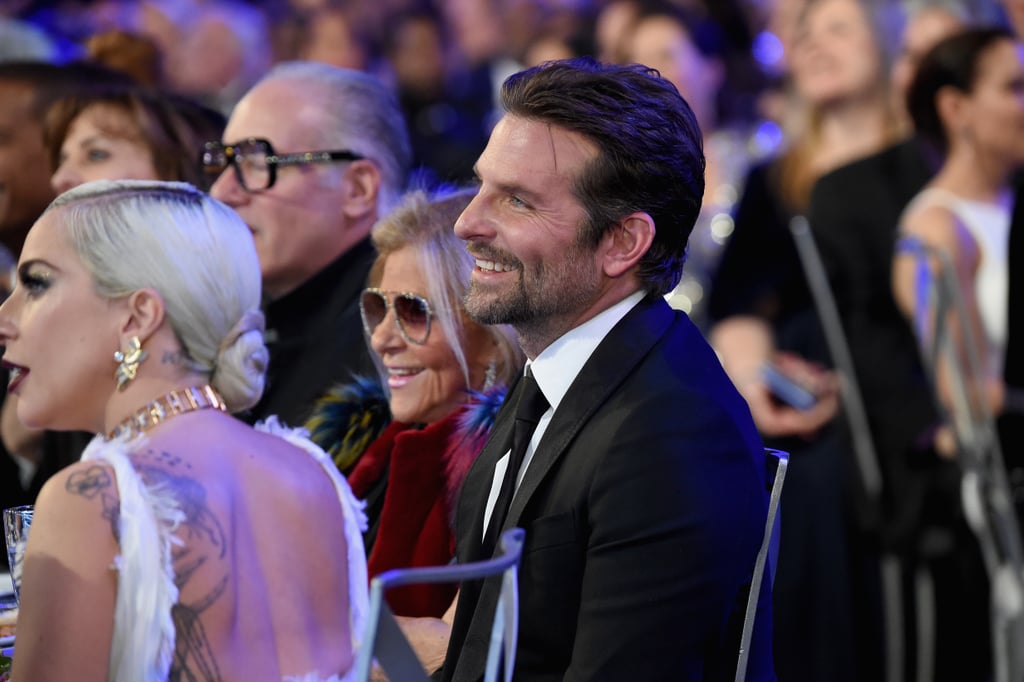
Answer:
[
  {"left": 207, "top": 62, "right": 412, "bottom": 428},
  {"left": 894, "top": 27, "right": 1024, "bottom": 457},
  {"left": 4, "top": 180, "right": 367, "bottom": 682},
  {"left": 305, "top": 187, "right": 523, "bottom": 672},
  {"left": 46, "top": 86, "right": 226, "bottom": 193}
]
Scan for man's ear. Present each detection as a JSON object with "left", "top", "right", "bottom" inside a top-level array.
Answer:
[
  {"left": 118, "top": 288, "right": 166, "bottom": 346},
  {"left": 339, "top": 159, "right": 382, "bottom": 221},
  {"left": 601, "top": 212, "right": 655, "bottom": 278}
]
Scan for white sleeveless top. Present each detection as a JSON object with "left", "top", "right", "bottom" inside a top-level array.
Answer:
[
  {"left": 81, "top": 417, "right": 368, "bottom": 682},
  {"left": 901, "top": 187, "right": 1010, "bottom": 372}
]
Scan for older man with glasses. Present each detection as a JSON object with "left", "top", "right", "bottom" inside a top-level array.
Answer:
[{"left": 205, "top": 61, "right": 412, "bottom": 427}]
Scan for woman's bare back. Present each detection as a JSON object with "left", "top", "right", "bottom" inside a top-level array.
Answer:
[{"left": 134, "top": 413, "right": 358, "bottom": 680}]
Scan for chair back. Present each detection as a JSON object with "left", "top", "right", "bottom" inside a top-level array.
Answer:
[
  {"left": 352, "top": 527, "right": 526, "bottom": 682},
  {"left": 734, "top": 448, "right": 789, "bottom": 682}
]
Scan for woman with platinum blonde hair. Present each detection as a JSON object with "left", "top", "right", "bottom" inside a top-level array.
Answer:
[{"left": 1, "top": 180, "right": 367, "bottom": 682}]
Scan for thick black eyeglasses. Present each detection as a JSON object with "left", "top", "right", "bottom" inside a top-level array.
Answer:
[
  {"left": 359, "top": 288, "right": 434, "bottom": 345},
  {"left": 201, "top": 137, "right": 364, "bottom": 192}
]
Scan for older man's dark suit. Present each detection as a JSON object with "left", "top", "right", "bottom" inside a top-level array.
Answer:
[{"left": 441, "top": 295, "right": 773, "bottom": 681}]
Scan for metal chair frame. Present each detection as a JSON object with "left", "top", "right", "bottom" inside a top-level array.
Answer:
[
  {"left": 790, "top": 216, "right": 908, "bottom": 682},
  {"left": 897, "top": 236, "right": 1024, "bottom": 682},
  {"left": 353, "top": 527, "right": 526, "bottom": 682},
  {"left": 735, "top": 448, "right": 789, "bottom": 682}
]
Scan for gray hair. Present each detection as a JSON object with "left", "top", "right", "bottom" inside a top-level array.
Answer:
[
  {"left": 369, "top": 187, "right": 524, "bottom": 391},
  {"left": 258, "top": 61, "right": 412, "bottom": 214},
  {"left": 46, "top": 179, "right": 267, "bottom": 413}
]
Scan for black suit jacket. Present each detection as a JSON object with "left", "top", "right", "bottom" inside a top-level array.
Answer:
[{"left": 441, "top": 295, "right": 773, "bottom": 681}]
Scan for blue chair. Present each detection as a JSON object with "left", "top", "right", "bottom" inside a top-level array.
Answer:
[
  {"left": 353, "top": 527, "right": 526, "bottom": 682},
  {"left": 735, "top": 448, "right": 789, "bottom": 682}
]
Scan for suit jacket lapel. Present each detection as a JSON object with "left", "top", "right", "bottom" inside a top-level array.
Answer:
[
  {"left": 447, "top": 297, "right": 675, "bottom": 682},
  {"left": 503, "top": 295, "right": 675, "bottom": 541}
]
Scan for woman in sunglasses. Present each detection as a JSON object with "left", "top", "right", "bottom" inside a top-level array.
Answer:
[{"left": 306, "top": 188, "right": 522, "bottom": 627}]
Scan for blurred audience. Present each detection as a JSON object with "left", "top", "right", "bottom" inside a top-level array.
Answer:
[
  {"left": 207, "top": 62, "right": 411, "bottom": 428},
  {"left": 894, "top": 27, "right": 1023, "bottom": 681},
  {"left": 384, "top": 6, "right": 490, "bottom": 184},
  {"left": 296, "top": 4, "right": 373, "bottom": 71},
  {"left": 625, "top": 1, "right": 776, "bottom": 328},
  {"left": 890, "top": 4, "right": 967, "bottom": 132},
  {"left": 708, "top": 0, "right": 903, "bottom": 679},
  {"left": 595, "top": 0, "right": 642, "bottom": 64},
  {"left": 84, "top": 28, "right": 163, "bottom": 87},
  {"left": 809, "top": 12, "right": 1014, "bottom": 682},
  {"left": 895, "top": 26, "right": 1024, "bottom": 463}
]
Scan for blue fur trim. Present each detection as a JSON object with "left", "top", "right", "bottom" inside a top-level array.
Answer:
[
  {"left": 458, "top": 387, "right": 507, "bottom": 441},
  {"left": 305, "top": 375, "right": 391, "bottom": 472}
]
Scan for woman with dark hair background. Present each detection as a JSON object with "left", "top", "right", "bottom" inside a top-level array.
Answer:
[{"left": 894, "top": 26, "right": 1024, "bottom": 489}]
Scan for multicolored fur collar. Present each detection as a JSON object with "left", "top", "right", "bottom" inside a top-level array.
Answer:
[{"left": 305, "top": 376, "right": 506, "bottom": 477}]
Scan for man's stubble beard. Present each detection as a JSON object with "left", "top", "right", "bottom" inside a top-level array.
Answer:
[{"left": 463, "top": 247, "right": 600, "bottom": 341}]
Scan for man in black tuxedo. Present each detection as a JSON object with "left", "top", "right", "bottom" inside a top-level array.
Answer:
[{"left": 440, "top": 58, "right": 773, "bottom": 681}]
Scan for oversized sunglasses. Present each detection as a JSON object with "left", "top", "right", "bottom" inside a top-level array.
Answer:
[
  {"left": 359, "top": 288, "right": 434, "bottom": 345},
  {"left": 201, "top": 137, "right": 364, "bottom": 192}
]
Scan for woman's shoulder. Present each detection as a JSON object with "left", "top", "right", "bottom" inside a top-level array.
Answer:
[
  {"left": 43, "top": 439, "right": 125, "bottom": 510},
  {"left": 31, "top": 452, "right": 122, "bottom": 571}
]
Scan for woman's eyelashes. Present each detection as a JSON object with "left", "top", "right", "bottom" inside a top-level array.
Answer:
[{"left": 18, "top": 266, "right": 52, "bottom": 297}]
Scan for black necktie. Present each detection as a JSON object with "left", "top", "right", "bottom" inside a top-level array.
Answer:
[{"left": 483, "top": 369, "right": 549, "bottom": 554}]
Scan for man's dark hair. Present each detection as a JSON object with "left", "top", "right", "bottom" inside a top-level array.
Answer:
[
  {"left": 907, "top": 26, "right": 1014, "bottom": 152},
  {"left": 500, "top": 57, "right": 705, "bottom": 295}
]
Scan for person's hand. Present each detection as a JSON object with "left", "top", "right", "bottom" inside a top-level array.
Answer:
[
  {"left": 740, "top": 352, "right": 840, "bottom": 439},
  {"left": 367, "top": 614, "right": 453, "bottom": 680}
]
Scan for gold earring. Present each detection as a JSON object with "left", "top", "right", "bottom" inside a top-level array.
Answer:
[{"left": 114, "top": 336, "right": 148, "bottom": 391}]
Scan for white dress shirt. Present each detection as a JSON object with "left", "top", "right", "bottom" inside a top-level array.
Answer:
[{"left": 481, "top": 290, "right": 646, "bottom": 537}]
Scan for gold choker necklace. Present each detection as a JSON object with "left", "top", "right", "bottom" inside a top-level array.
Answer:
[{"left": 107, "top": 385, "right": 227, "bottom": 441}]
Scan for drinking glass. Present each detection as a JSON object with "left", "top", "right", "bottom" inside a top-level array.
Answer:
[{"left": 3, "top": 506, "right": 33, "bottom": 607}]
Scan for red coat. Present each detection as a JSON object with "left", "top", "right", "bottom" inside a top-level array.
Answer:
[{"left": 346, "top": 409, "right": 487, "bottom": 617}]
